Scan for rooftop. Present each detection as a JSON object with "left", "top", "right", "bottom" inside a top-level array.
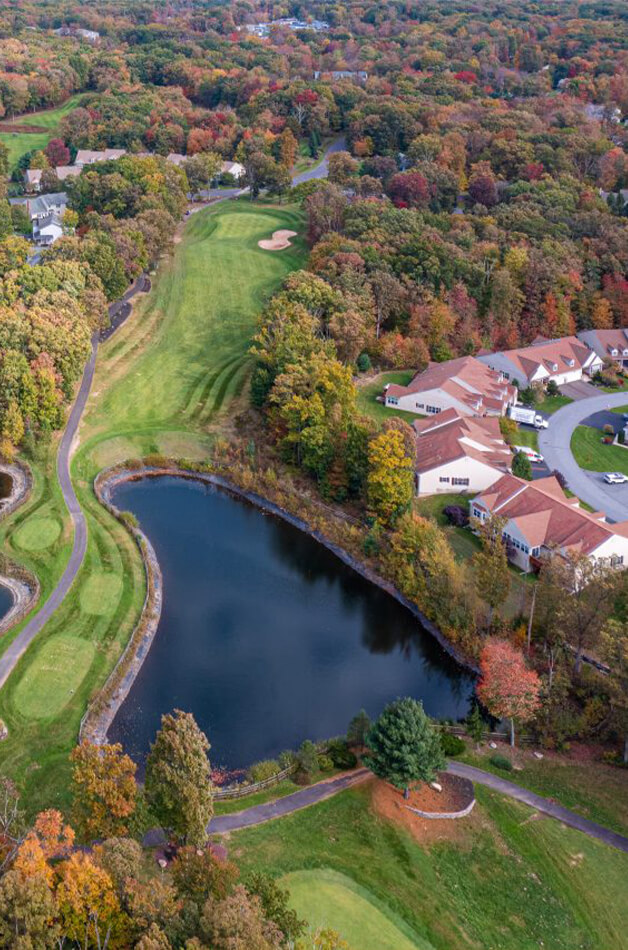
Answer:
[{"left": 413, "top": 409, "right": 512, "bottom": 473}]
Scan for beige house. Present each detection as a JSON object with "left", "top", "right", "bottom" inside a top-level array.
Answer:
[
  {"left": 577, "top": 328, "right": 628, "bottom": 370},
  {"left": 384, "top": 356, "right": 517, "bottom": 418},
  {"left": 413, "top": 409, "right": 511, "bottom": 496},
  {"left": 472, "top": 473, "right": 628, "bottom": 572}
]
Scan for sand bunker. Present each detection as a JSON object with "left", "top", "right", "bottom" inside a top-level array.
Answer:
[{"left": 258, "top": 229, "right": 297, "bottom": 251}]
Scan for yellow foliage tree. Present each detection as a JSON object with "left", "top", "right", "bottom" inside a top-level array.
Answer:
[{"left": 366, "top": 429, "right": 414, "bottom": 525}]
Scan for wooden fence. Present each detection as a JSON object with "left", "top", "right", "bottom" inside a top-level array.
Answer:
[{"left": 214, "top": 764, "right": 297, "bottom": 800}]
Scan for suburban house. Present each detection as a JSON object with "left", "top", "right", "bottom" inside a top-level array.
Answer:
[
  {"left": 221, "top": 160, "right": 245, "bottom": 180},
  {"left": 313, "top": 70, "right": 368, "bottom": 82},
  {"left": 22, "top": 192, "right": 69, "bottom": 245},
  {"left": 384, "top": 356, "right": 517, "bottom": 417},
  {"left": 471, "top": 473, "right": 628, "bottom": 573},
  {"left": 577, "top": 328, "right": 628, "bottom": 370},
  {"left": 412, "top": 409, "right": 512, "bottom": 496},
  {"left": 24, "top": 165, "right": 81, "bottom": 192},
  {"left": 477, "top": 336, "right": 602, "bottom": 388},
  {"left": 166, "top": 153, "right": 186, "bottom": 167},
  {"left": 74, "top": 148, "right": 127, "bottom": 167}
]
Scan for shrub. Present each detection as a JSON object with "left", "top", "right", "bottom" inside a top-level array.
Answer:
[
  {"left": 489, "top": 753, "right": 513, "bottom": 771},
  {"left": 440, "top": 733, "right": 465, "bottom": 756},
  {"left": 550, "top": 469, "right": 567, "bottom": 489},
  {"left": 326, "top": 739, "right": 358, "bottom": 769},
  {"left": 357, "top": 352, "right": 371, "bottom": 372},
  {"left": 294, "top": 740, "right": 320, "bottom": 785},
  {"left": 317, "top": 754, "right": 334, "bottom": 772},
  {"left": 277, "top": 750, "right": 296, "bottom": 770},
  {"left": 443, "top": 505, "right": 469, "bottom": 527},
  {"left": 118, "top": 510, "right": 139, "bottom": 530},
  {"left": 247, "top": 759, "right": 281, "bottom": 783},
  {"left": 546, "top": 379, "right": 559, "bottom": 396},
  {"left": 603, "top": 423, "right": 615, "bottom": 435}
]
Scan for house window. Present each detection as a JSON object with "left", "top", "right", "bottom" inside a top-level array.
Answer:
[
  {"left": 426, "top": 405, "right": 441, "bottom": 415},
  {"left": 472, "top": 507, "right": 483, "bottom": 518},
  {"left": 611, "top": 555, "right": 624, "bottom": 567},
  {"left": 439, "top": 477, "right": 450, "bottom": 483},
  {"left": 387, "top": 396, "right": 398, "bottom": 405},
  {"left": 532, "top": 547, "right": 540, "bottom": 556},
  {"left": 416, "top": 402, "right": 424, "bottom": 409},
  {"left": 452, "top": 477, "right": 469, "bottom": 486}
]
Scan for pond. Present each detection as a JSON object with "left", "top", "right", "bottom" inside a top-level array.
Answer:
[
  {"left": 0, "top": 583, "right": 13, "bottom": 623},
  {"left": 109, "top": 477, "right": 475, "bottom": 769},
  {"left": 0, "top": 471, "right": 12, "bottom": 500}
]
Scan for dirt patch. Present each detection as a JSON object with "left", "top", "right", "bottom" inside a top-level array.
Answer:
[
  {"left": 0, "top": 122, "right": 49, "bottom": 133},
  {"left": 371, "top": 775, "right": 479, "bottom": 847},
  {"left": 258, "top": 229, "right": 297, "bottom": 251}
]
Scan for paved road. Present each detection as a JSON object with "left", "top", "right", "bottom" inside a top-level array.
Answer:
[
  {"left": 292, "top": 136, "right": 347, "bottom": 185},
  {"left": 208, "top": 769, "right": 370, "bottom": 834},
  {"left": 203, "top": 762, "right": 628, "bottom": 853},
  {"left": 448, "top": 762, "right": 628, "bottom": 853},
  {"left": 0, "top": 334, "right": 98, "bottom": 690},
  {"left": 538, "top": 391, "right": 628, "bottom": 522}
]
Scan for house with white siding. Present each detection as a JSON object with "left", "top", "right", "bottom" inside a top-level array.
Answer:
[
  {"left": 471, "top": 473, "right": 628, "bottom": 572},
  {"left": 412, "top": 409, "right": 512, "bottom": 496},
  {"left": 577, "top": 328, "right": 628, "bottom": 370},
  {"left": 477, "top": 336, "right": 602, "bottom": 388},
  {"left": 384, "top": 356, "right": 517, "bottom": 418}
]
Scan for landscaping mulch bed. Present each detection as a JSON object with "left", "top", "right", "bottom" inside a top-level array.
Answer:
[
  {"left": 371, "top": 774, "right": 477, "bottom": 847},
  {"left": 404, "top": 772, "right": 473, "bottom": 813}
]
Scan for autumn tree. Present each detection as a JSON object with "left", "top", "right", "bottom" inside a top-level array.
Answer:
[
  {"left": 56, "top": 852, "right": 124, "bottom": 949},
  {"left": 199, "top": 884, "right": 283, "bottom": 949},
  {"left": 145, "top": 710, "right": 214, "bottom": 847},
  {"left": 70, "top": 741, "right": 138, "bottom": 840},
  {"left": 279, "top": 128, "right": 298, "bottom": 169},
  {"left": 0, "top": 867, "right": 58, "bottom": 948},
  {"left": 477, "top": 638, "right": 541, "bottom": 746},
  {"left": 363, "top": 698, "right": 445, "bottom": 798},
  {"left": 366, "top": 428, "right": 414, "bottom": 525},
  {"left": 327, "top": 151, "right": 359, "bottom": 186},
  {"left": 245, "top": 873, "right": 305, "bottom": 945},
  {"left": 600, "top": 620, "right": 628, "bottom": 763},
  {"left": 511, "top": 450, "right": 532, "bottom": 480},
  {"left": 472, "top": 516, "right": 510, "bottom": 630},
  {"left": 44, "top": 138, "right": 70, "bottom": 168}
]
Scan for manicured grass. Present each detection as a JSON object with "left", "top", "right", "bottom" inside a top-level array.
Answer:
[
  {"left": 214, "top": 779, "right": 300, "bottom": 816},
  {"left": 571, "top": 424, "right": 628, "bottom": 475},
  {"left": 611, "top": 404, "right": 628, "bottom": 415},
  {"left": 230, "top": 783, "right": 628, "bottom": 950},
  {"left": 356, "top": 370, "right": 424, "bottom": 425},
  {"left": 0, "top": 200, "right": 306, "bottom": 813},
  {"left": 0, "top": 94, "right": 86, "bottom": 168},
  {"left": 536, "top": 394, "right": 573, "bottom": 415},
  {"left": 414, "top": 492, "right": 470, "bottom": 526},
  {"left": 512, "top": 427, "right": 539, "bottom": 450},
  {"left": 282, "top": 869, "right": 428, "bottom": 950},
  {"left": 13, "top": 635, "right": 95, "bottom": 720},
  {"left": 13, "top": 515, "right": 61, "bottom": 550},
  {"left": 461, "top": 746, "right": 628, "bottom": 838}
]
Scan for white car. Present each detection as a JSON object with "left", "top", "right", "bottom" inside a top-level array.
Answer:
[
  {"left": 603, "top": 472, "right": 628, "bottom": 485},
  {"left": 513, "top": 446, "right": 544, "bottom": 464}
]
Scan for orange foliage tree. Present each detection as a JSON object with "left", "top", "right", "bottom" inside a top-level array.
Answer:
[
  {"left": 476, "top": 638, "right": 541, "bottom": 746},
  {"left": 70, "top": 742, "right": 137, "bottom": 840}
]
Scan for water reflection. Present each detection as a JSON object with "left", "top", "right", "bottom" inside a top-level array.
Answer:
[{"left": 109, "top": 477, "right": 475, "bottom": 767}]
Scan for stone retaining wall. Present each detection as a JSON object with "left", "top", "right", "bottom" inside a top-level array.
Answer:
[{"left": 404, "top": 775, "right": 476, "bottom": 820}]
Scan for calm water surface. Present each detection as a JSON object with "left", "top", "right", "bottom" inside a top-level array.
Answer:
[
  {"left": 0, "top": 584, "right": 13, "bottom": 622},
  {"left": 0, "top": 472, "right": 12, "bottom": 499},
  {"left": 109, "top": 477, "right": 474, "bottom": 768}
]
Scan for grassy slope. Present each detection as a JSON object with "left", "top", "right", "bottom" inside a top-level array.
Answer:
[
  {"left": 0, "top": 201, "right": 305, "bottom": 812},
  {"left": 356, "top": 370, "right": 424, "bottom": 425},
  {"left": 231, "top": 784, "right": 628, "bottom": 950},
  {"left": 571, "top": 424, "right": 628, "bottom": 475},
  {"left": 0, "top": 94, "right": 86, "bottom": 168}
]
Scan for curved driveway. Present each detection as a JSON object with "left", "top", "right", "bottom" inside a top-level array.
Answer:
[
  {"left": 538, "top": 392, "right": 628, "bottom": 523},
  {"left": 292, "top": 136, "right": 347, "bottom": 184}
]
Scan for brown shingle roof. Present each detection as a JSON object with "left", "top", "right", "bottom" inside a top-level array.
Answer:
[
  {"left": 412, "top": 411, "right": 511, "bottom": 474},
  {"left": 386, "top": 356, "right": 516, "bottom": 414}
]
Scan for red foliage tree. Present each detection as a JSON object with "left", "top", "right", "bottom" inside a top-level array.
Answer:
[
  {"left": 44, "top": 138, "right": 70, "bottom": 167},
  {"left": 387, "top": 171, "right": 430, "bottom": 208},
  {"left": 476, "top": 638, "right": 541, "bottom": 746},
  {"left": 454, "top": 70, "right": 478, "bottom": 83}
]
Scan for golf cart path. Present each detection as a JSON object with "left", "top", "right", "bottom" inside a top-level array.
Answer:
[
  {"left": 206, "top": 763, "right": 628, "bottom": 853},
  {"left": 538, "top": 391, "right": 628, "bottom": 521}
]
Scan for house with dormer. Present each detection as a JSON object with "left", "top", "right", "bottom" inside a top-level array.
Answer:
[
  {"left": 477, "top": 336, "right": 602, "bottom": 388},
  {"left": 577, "top": 329, "right": 628, "bottom": 370},
  {"left": 383, "top": 356, "right": 517, "bottom": 418}
]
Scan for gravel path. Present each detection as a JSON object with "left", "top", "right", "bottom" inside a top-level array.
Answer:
[{"left": 538, "top": 391, "right": 628, "bottom": 521}]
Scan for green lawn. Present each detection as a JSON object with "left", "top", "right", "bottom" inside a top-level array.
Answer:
[
  {"left": 536, "top": 394, "right": 573, "bottom": 415},
  {"left": 512, "top": 427, "right": 539, "bottom": 451},
  {"left": 283, "top": 869, "right": 427, "bottom": 950},
  {"left": 356, "top": 370, "right": 424, "bottom": 425},
  {"left": 0, "top": 94, "right": 86, "bottom": 168},
  {"left": 230, "top": 783, "right": 628, "bottom": 950},
  {"left": 461, "top": 746, "right": 628, "bottom": 838},
  {"left": 611, "top": 404, "right": 628, "bottom": 415},
  {"left": 0, "top": 200, "right": 306, "bottom": 812},
  {"left": 571, "top": 424, "right": 628, "bottom": 475}
]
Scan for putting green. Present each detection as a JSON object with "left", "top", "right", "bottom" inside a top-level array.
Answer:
[
  {"left": 79, "top": 572, "right": 123, "bottom": 616},
  {"left": 13, "top": 636, "right": 95, "bottom": 720},
  {"left": 13, "top": 516, "right": 61, "bottom": 551},
  {"left": 281, "top": 869, "right": 431, "bottom": 950}
]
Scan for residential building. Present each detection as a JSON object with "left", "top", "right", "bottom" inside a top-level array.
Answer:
[
  {"left": 220, "top": 160, "right": 245, "bottom": 180},
  {"left": 471, "top": 473, "right": 628, "bottom": 572},
  {"left": 26, "top": 192, "right": 68, "bottom": 246},
  {"left": 477, "top": 336, "right": 602, "bottom": 387},
  {"left": 577, "top": 328, "right": 628, "bottom": 370},
  {"left": 245, "top": 18, "right": 329, "bottom": 36},
  {"left": 384, "top": 356, "right": 517, "bottom": 418},
  {"left": 54, "top": 26, "right": 100, "bottom": 43},
  {"left": 74, "top": 148, "right": 127, "bottom": 167},
  {"left": 166, "top": 153, "right": 186, "bottom": 167},
  {"left": 24, "top": 165, "right": 81, "bottom": 191},
  {"left": 412, "top": 409, "right": 512, "bottom": 496},
  {"left": 313, "top": 70, "right": 368, "bottom": 82}
]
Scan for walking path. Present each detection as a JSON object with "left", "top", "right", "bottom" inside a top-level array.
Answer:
[
  {"left": 538, "top": 391, "right": 628, "bottom": 521},
  {"left": 205, "top": 763, "right": 628, "bottom": 853}
]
